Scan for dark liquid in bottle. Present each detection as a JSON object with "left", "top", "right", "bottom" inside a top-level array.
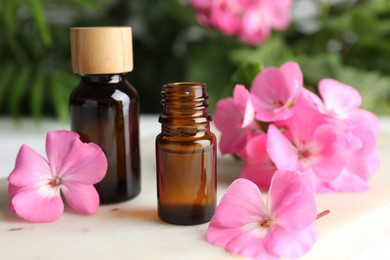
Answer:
[
  {"left": 156, "top": 139, "right": 216, "bottom": 225},
  {"left": 70, "top": 75, "right": 140, "bottom": 204}
]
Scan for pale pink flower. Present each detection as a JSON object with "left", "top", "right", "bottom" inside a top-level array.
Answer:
[
  {"left": 207, "top": 170, "right": 317, "bottom": 259},
  {"left": 240, "top": 134, "right": 277, "bottom": 190},
  {"left": 8, "top": 130, "right": 108, "bottom": 223},
  {"left": 303, "top": 79, "right": 379, "bottom": 133},
  {"left": 214, "top": 84, "right": 261, "bottom": 158},
  {"left": 190, "top": 0, "right": 292, "bottom": 45},
  {"left": 251, "top": 61, "right": 303, "bottom": 122},
  {"left": 317, "top": 125, "right": 380, "bottom": 192},
  {"left": 240, "top": 0, "right": 291, "bottom": 44},
  {"left": 267, "top": 105, "right": 348, "bottom": 186}
]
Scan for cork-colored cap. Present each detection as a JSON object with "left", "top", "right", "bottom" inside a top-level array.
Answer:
[{"left": 70, "top": 27, "right": 133, "bottom": 74}]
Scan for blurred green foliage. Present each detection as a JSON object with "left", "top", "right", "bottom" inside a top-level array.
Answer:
[{"left": 0, "top": 0, "right": 389, "bottom": 121}]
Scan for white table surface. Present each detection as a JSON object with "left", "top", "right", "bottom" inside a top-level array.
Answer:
[{"left": 0, "top": 115, "right": 390, "bottom": 260}]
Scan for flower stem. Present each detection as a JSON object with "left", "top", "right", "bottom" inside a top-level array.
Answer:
[{"left": 316, "top": 210, "right": 330, "bottom": 220}]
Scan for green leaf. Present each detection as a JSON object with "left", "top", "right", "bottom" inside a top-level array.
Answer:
[
  {"left": 27, "top": 0, "right": 52, "bottom": 46},
  {"left": 30, "top": 70, "right": 45, "bottom": 121},
  {"left": 185, "top": 40, "right": 236, "bottom": 112},
  {"left": 49, "top": 72, "right": 69, "bottom": 122},
  {"left": 8, "top": 66, "right": 30, "bottom": 119},
  {"left": 67, "top": 0, "right": 100, "bottom": 9},
  {"left": 230, "top": 37, "right": 293, "bottom": 67},
  {"left": 231, "top": 63, "right": 262, "bottom": 88},
  {"left": 0, "top": 63, "right": 16, "bottom": 110},
  {"left": 2, "top": 0, "right": 21, "bottom": 55}
]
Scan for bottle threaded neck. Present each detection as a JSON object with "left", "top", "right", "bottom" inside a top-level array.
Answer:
[{"left": 159, "top": 82, "right": 212, "bottom": 132}]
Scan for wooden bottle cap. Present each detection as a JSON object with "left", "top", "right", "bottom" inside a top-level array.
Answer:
[{"left": 70, "top": 27, "right": 133, "bottom": 74}]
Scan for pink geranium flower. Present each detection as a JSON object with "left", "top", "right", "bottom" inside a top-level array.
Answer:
[
  {"left": 189, "top": 0, "right": 292, "bottom": 45},
  {"left": 214, "top": 84, "right": 261, "bottom": 158},
  {"left": 317, "top": 125, "right": 380, "bottom": 192},
  {"left": 8, "top": 130, "right": 108, "bottom": 223},
  {"left": 250, "top": 61, "right": 303, "bottom": 122},
  {"left": 207, "top": 170, "right": 317, "bottom": 259},
  {"left": 303, "top": 79, "right": 379, "bottom": 133},
  {"left": 267, "top": 105, "right": 348, "bottom": 185}
]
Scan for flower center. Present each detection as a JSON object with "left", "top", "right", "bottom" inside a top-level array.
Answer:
[
  {"left": 298, "top": 149, "right": 311, "bottom": 159},
  {"left": 259, "top": 218, "right": 273, "bottom": 229},
  {"left": 49, "top": 177, "right": 62, "bottom": 187},
  {"left": 274, "top": 100, "right": 285, "bottom": 108}
]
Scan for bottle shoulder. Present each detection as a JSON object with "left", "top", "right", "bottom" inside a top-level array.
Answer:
[{"left": 70, "top": 79, "right": 138, "bottom": 104}]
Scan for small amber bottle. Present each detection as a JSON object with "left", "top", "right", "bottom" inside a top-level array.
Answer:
[
  {"left": 156, "top": 82, "right": 217, "bottom": 225},
  {"left": 69, "top": 27, "right": 140, "bottom": 204}
]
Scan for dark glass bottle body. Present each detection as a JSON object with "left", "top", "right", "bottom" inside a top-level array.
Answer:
[
  {"left": 156, "top": 82, "right": 217, "bottom": 225},
  {"left": 70, "top": 74, "right": 140, "bottom": 204}
]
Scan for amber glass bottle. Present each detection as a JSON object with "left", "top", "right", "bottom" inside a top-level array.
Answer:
[
  {"left": 156, "top": 82, "right": 217, "bottom": 225},
  {"left": 69, "top": 27, "right": 140, "bottom": 204}
]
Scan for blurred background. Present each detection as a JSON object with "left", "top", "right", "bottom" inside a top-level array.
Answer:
[{"left": 0, "top": 0, "right": 389, "bottom": 121}]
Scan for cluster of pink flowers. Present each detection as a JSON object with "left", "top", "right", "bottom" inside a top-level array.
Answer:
[
  {"left": 189, "top": 0, "right": 291, "bottom": 45},
  {"left": 214, "top": 61, "right": 380, "bottom": 193}
]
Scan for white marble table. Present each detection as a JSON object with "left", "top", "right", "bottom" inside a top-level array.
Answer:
[{"left": 0, "top": 116, "right": 390, "bottom": 260}]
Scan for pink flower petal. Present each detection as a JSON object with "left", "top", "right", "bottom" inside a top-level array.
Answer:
[
  {"left": 62, "top": 182, "right": 100, "bottom": 215},
  {"left": 232, "top": 84, "right": 255, "bottom": 128},
  {"left": 318, "top": 169, "right": 369, "bottom": 193},
  {"left": 207, "top": 179, "right": 279, "bottom": 259},
  {"left": 46, "top": 130, "right": 107, "bottom": 184},
  {"left": 214, "top": 98, "right": 242, "bottom": 132},
  {"left": 280, "top": 61, "right": 303, "bottom": 94},
  {"left": 208, "top": 179, "right": 267, "bottom": 228},
  {"left": 265, "top": 225, "right": 316, "bottom": 258},
  {"left": 347, "top": 109, "right": 380, "bottom": 134},
  {"left": 268, "top": 0, "right": 292, "bottom": 29},
  {"left": 8, "top": 144, "right": 52, "bottom": 187},
  {"left": 310, "top": 124, "right": 347, "bottom": 181},
  {"left": 219, "top": 129, "right": 248, "bottom": 156},
  {"left": 269, "top": 170, "right": 317, "bottom": 230},
  {"left": 46, "top": 131, "right": 84, "bottom": 177},
  {"left": 61, "top": 141, "right": 107, "bottom": 184},
  {"left": 225, "top": 231, "right": 279, "bottom": 260},
  {"left": 240, "top": 7, "right": 271, "bottom": 45},
  {"left": 241, "top": 163, "right": 275, "bottom": 191},
  {"left": 319, "top": 79, "right": 362, "bottom": 114},
  {"left": 241, "top": 135, "right": 276, "bottom": 190},
  {"left": 233, "top": 84, "right": 250, "bottom": 111},
  {"left": 346, "top": 152, "right": 380, "bottom": 182},
  {"left": 283, "top": 104, "right": 325, "bottom": 145},
  {"left": 267, "top": 125, "right": 299, "bottom": 170},
  {"left": 251, "top": 68, "right": 290, "bottom": 110},
  {"left": 8, "top": 183, "right": 21, "bottom": 211},
  {"left": 207, "top": 225, "right": 245, "bottom": 247},
  {"left": 11, "top": 184, "right": 63, "bottom": 223},
  {"left": 251, "top": 62, "right": 302, "bottom": 121}
]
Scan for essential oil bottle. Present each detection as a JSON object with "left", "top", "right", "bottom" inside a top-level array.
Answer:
[
  {"left": 156, "top": 82, "right": 217, "bottom": 225},
  {"left": 69, "top": 27, "right": 140, "bottom": 204}
]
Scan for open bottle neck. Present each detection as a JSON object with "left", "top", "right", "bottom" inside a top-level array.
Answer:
[{"left": 159, "top": 82, "right": 213, "bottom": 136}]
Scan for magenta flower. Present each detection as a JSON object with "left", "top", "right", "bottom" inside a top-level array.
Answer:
[
  {"left": 251, "top": 61, "right": 303, "bottom": 122},
  {"left": 304, "top": 79, "right": 379, "bottom": 132},
  {"left": 240, "top": 134, "right": 277, "bottom": 190},
  {"left": 207, "top": 170, "right": 317, "bottom": 259},
  {"left": 214, "top": 84, "right": 261, "bottom": 158},
  {"left": 317, "top": 125, "right": 380, "bottom": 192},
  {"left": 267, "top": 105, "right": 348, "bottom": 185},
  {"left": 8, "top": 130, "right": 108, "bottom": 223},
  {"left": 189, "top": 0, "right": 292, "bottom": 45}
]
